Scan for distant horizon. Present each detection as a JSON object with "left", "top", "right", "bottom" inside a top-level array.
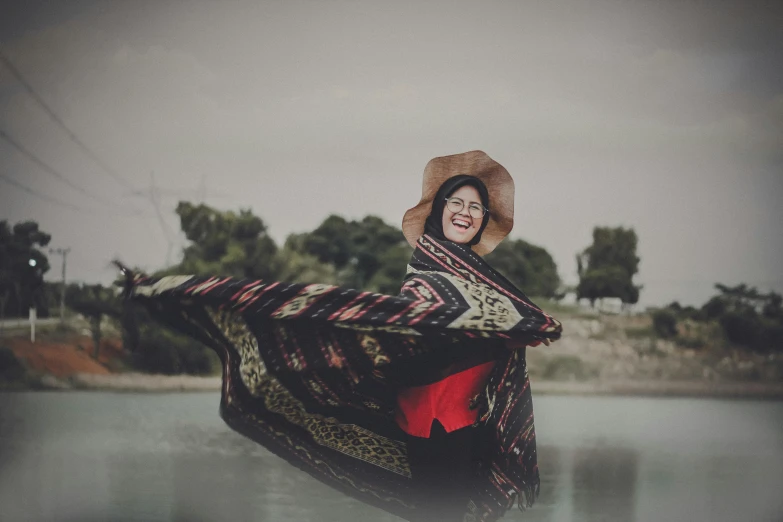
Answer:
[{"left": 20, "top": 202, "right": 779, "bottom": 310}]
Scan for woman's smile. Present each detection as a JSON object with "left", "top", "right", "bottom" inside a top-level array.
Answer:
[
  {"left": 442, "top": 184, "right": 482, "bottom": 244},
  {"left": 451, "top": 217, "right": 471, "bottom": 229},
  {"left": 447, "top": 215, "right": 475, "bottom": 238}
]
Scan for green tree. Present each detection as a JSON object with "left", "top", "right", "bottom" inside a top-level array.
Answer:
[
  {"left": 344, "top": 216, "right": 411, "bottom": 291},
  {"left": 294, "top": 214, "right": 411, "bottom": 293},
  {"left": 485, "top": 238, "right": 561, "bottom": 297},
  {"left": 273, "top": 239, "right": 340, "bottom": 285},
  {"left": 173, "top": 202, "right": 278, "bottom": 279},
  {"left": 700, "top": 284, "right": 783, "bottom": 352},
  {"left": 66, "top": 283, "right": 121, "bottom": 358},
  {"left": 115, "top": 294, "right": 215, "bottom": 375},
  {"left": 0, "top": 220, "right": 51, "bottom": 320},
  {"left": 120, "top": 302, "right": 216, "bottom": 375},
  {"left": 652, "top": 308, "right": 678, "bottom": 338},
  {"left": 365, "top": 242, "right": 414, "bottom": 295},
  {"left": 300, "top": 215, "right": 355, "bottom": 268},
  {"left": 576, "top": 226, "right": 641, "bottom": 306}
]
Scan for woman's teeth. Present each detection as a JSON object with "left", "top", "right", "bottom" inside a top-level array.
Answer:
[{"left": 452, "top": 219, "right": 470, "bottom": 230}]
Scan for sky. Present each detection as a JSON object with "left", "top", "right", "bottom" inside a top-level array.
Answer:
[{"left": 0, "top": 0, "right": 781, "bottom": 307}]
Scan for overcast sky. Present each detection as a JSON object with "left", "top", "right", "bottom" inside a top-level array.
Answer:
[{"left": 1, "top": 0, "right": 781, "bottom": 306}]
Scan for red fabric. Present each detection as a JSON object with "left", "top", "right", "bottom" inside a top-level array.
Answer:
[{"left": 395, "top": 361, "right": 496, "bottom": 438}]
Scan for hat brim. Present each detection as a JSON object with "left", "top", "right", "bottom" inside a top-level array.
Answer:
[{"left": 402, "top": 150, "right": 514, "bottom": 256}]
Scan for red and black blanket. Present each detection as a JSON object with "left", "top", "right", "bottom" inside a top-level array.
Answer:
[{"left": 123, "top": 234, "right": 562, "bottom": 521}]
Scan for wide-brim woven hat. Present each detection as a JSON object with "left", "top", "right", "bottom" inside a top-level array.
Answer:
[{"left": 402, "top": 150, "right": 514, "bottom": 256}]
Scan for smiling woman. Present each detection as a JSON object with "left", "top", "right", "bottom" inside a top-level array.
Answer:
[
  {"left": 393, "top": 152, "right": 555, "bottom": 521},
  {"left": 442, "top": 187, "right": 488, "bottom": 242},
  {"left": 121, "top": 151, "right": 561, "bottom": 522},
  {"left": 396, "top": 173, "right": 497, "bottom": 520},
  {"left": 440, "top": 183, "right": 488, "bottom": 244}
]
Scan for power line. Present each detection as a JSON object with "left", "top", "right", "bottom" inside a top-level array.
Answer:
[
  {"left": 0, "top": 50, "right": 136, "bottom": 191},
  {"left": 0, "top": 128, "right": 123, "bottom": 208},
  {"left": 0, "top": 172, "right": 152, "bottom": 219},
  {"left": 0, "top": 172, "right": 86, "bottom": 211},
  {"left": 1, "top": 128, "right": 150, "bottom": 215},
  {"left": 124, "top": 184, "right": 230, "bottom": 200},
  {"left": 2, "top": 172, "right": 169, "bottom": 277},
  {"left": 149, "top": 172, "right": 178, "bottom": 266}
]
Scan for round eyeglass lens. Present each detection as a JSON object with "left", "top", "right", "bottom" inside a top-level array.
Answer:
[
  {"left": 446, "top": 198, "right": 464, "bottom": 213},
  {"left": 467, "top": 205, "right": 485, "bottom": 219}
]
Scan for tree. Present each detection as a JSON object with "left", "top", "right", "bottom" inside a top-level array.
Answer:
[
  {"left": 119, "top": 302, "right": 216, "bottom": 375},
  {"left": 576, "top": 226, "right": 641, "bottom": 306},
  {"left": 66, "top": 283, "right": 120, "bottom": 358},
  {"left": 700, "top": 283, "right": 783, "bottom": 352},
  {"left": 173, "top": 202, "right": 278, "bottom": 279},
  {"left": 293, "top": 214, "right": 411, "bottom": 293},
  {"left": 763, "top": 293, "right": 783, "bottom": 321},
  {"left": 365, "top": 242, "right": 414, "bottom": 295},
  {"left": 652, "top": 308, "right": 678, "bottom": 338},
  {"left": 273, "top": 238, "right": 340, "bottom": 285},
  {"left": 344, "top": 216, "right": 411, "bottom": 291},
  {"left": 0, "top": 220, "right": 51, "bottom": 320},
  {"left": 485, "top": 238, "right": 561, "bottom": 297},
  {"left": 300, "top": 215, "right": 355, "bottom": 268}
]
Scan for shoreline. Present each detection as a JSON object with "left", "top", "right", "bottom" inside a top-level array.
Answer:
[
  {"left": 532, "top": 379, "right": 783, "bottom": 400},
  {"left": 27, "top": 373, "right": 223, "bottom": 393},
  {"left": 4, "top": 373, "right": 783, "bottom": 399},
  {"left": 70, "top": 373, "right": 223, "bottom": 392}
]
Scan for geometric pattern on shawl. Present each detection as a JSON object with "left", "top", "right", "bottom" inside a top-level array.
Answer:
[{"left": 125, "top": 234, "right": 562, "bottom": 522}]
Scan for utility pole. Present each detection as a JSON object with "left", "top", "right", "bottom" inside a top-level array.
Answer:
[
  {"left": 49, "top": 247, "right": 70, "bottom": 323},
  {"left": 149, "top": 172, "right": 175, "bottom": 266}
]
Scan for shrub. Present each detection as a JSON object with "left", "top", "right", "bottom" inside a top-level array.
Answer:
[
  {"left": 717, "top": 312, "right": 783, "bottom": 352},
  {"left": 135, "top": 327, "right": 217, "bottom": 375},
  {"left": 0, "top": 347, "right": 27, "bottom": 382},
  {"left": 719, "top": 311, "right": 759, "bottom": 348},
  {"left": 625, "top": 326, "right": 654, "bottom": 339},
  {"left": 679, "top": 305, "right": 706, "bottom": 322},
  {"left": 675, "top": 336, "right": 704, "bottom": 349},
  {"left": 541, "top": 356, "right": 596, "bottom": 381},
  {"left": 118, "top": 303, "right": 217, "bottom": 375},
  {"left": 652, "top": 309, "right": 678, "bottom": 338},
  {"left": 702, "top": 296, "right": 727, "bottom": 320},
  {"left": 758, "top": 320, "right": 783, "bottom": 352}
]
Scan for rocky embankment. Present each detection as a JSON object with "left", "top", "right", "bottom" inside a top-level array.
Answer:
[
  {"left": 525, "top": 316, "right": 783, "bottom": 395},
  {"left": 3, "top": 315, "right": 782, "bottom": 397}
]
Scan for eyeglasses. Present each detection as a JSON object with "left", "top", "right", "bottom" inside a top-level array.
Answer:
[{"left": 444, "top": 197, "right": 488, "bottom": 219}]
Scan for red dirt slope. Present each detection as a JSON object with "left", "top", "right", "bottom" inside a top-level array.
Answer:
[{"left": 7, "top": 337, "right": 124, "bottom": 377}]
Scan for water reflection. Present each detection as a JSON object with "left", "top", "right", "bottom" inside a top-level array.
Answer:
[
  {"left": 1, "top": 393, "right": 782, "bottom": 522},
  {"left": 572, "top": 446, "right": 637, "bottom": 522},
  {"left": 510, "top": 440, "right": 783, "bottom": 522}
]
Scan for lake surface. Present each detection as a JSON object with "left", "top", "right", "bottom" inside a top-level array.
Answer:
[{"left": 1, "top": 392, "right": 782, "bottom": 522}]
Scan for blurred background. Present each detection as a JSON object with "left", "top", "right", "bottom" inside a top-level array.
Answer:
[{"left": 1, "top": 1, "right": 782, "bottom": 521}]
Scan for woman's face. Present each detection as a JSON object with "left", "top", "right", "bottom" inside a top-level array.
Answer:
[{"left": 441, "top": 184, "right": 483, "bottom": 244}]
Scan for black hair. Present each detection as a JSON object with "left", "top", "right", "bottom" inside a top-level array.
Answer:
[{"left": 423, "top": 175, "right": 490, "bottom": 246}]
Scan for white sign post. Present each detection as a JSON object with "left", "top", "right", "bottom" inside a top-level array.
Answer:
[{"left": 29, "top": 307, "right": 37, "bottom": 343}]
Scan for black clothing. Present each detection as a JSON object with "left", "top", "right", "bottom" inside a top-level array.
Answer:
[{"left": 407, "top": 420, "right": 481, "bottom": 522}]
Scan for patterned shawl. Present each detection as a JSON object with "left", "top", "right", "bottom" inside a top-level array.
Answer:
[{"left": 124, "top": 234, "right": 562, "bottom": 521}]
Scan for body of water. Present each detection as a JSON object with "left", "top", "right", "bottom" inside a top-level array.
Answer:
[{"left": 1, "top": 392, "right": 781, "bottom": 522}]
